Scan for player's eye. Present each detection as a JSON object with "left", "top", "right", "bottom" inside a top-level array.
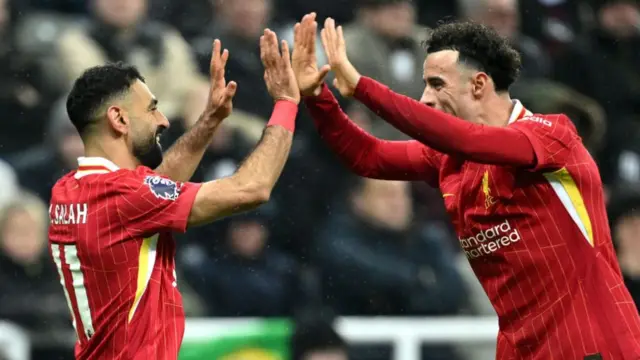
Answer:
[{"left": 427, "top": 78, "right": 444, "bottom": 90}]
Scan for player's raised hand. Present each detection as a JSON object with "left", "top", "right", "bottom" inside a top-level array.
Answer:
[
  {"left": 292, "top": 13, "right": 331, "bottom": 96},
  {"left": 204, "top": 39, "right": 237, "bottom": 122},
  {"left": 320, "top": 18, "right": 361, "bottom": 97},
  {"left": 260, "top": 29, "right": 300, "bottom": 104}
]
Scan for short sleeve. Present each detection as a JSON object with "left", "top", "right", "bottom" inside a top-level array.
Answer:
[
  {"left": 510, "top": 114, "right": 578, "bottom": 172},
  {"left": 115, "top": 167, "right": 201, "bottom": 237}
]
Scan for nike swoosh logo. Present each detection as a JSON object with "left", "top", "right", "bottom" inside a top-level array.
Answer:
[{"left": 442, "top": 193, "right": 454, "bottom": 198}]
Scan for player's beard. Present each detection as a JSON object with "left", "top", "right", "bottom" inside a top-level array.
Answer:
[{"left": 132, "top": 129, "right": 163, "bottom": 170}]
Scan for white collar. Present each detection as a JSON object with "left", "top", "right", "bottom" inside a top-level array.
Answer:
[
  {"left": 508, "top": 99, "right": 533, "bottom": 125},
  {"left": 75, "top": 157, "right": 120, "bottom": 179}
]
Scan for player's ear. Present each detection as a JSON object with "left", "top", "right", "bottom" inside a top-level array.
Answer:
[
  {"left": 471, "top": 72, "right": 489, "bottom": 99},
  {"left": 106, "top": 105, "right": 129, "bottom": 136}
]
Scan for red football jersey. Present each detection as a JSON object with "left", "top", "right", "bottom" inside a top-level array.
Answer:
[
  {"left": 306, "top": 82, "right": 640, "bottom": 359},
  {"left": 419, "top": 102, "right": 640, "bottom": 359},
  {"left": 48, "top": 157, "right": 201, "bottom": 360}
]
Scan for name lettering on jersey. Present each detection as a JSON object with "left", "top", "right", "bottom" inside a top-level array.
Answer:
[
  {"left": 520, "top": 116, "right": 552, "bottom": 127},
  {"left": 49, "top": 203, "right": 88, "bottom": 225},
  {"left": 144, "top": 175, "right": 181, "bottom": 201},
  {"left": 482, "top": 171, "right": 497, "bottom": 210},
  {"left": 459, "top": 220, "right": 521, "bottom": 259}
]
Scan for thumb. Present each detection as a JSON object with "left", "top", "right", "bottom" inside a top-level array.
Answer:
[
  {"left": 316, "top": 64, "right": 331, "bottom": 83},
  {"left": 225, "top": 81, "right": 237, "bottom": 100},
  {"left": 332, "top": 78, "right": 340, "bottom": 89}
]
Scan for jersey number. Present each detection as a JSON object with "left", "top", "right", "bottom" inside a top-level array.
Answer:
[{"left": 51, "top": 244, "right": 95, "bottom": 340}]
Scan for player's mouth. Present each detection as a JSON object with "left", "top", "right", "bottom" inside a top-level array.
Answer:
[{"left": 155, "top": 127, "right": 166, "bottom": 145}]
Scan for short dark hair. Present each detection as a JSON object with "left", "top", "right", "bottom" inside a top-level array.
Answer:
[
  {"left": 291, "top": 320, "right": 347, "bottom": 360},
  {"left": 66, "top": 62, "right": 144, "bottom": 137},
  {"left": 424, "top": 21, "right": 521, "bottom": 91}
]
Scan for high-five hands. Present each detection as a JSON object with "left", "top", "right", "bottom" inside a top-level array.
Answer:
[
  {"left": 292, "top": 13, "right": 331, "bottom": 96},
  {"left": 260, "top": 29, "right": 300, "bottom": 104},
  {"left": 204, "top": 39, "right": 237, "bottom": 123},
  {"left": 320, "top": 17, "right": 361, "bottom": 97}
]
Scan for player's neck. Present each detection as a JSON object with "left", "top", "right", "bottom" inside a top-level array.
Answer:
[
  {"left": 478, "top": 93, "right": 514, "bottom": 127},
  {"left": 83, "top": 141, "right": 140, "bottom": 171}
]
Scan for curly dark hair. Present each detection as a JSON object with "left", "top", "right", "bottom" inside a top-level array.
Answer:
[
  {"left": 66, "top": 62, "right": 145, "bottom": 137},
  {"left": 424, "top": 21, "right": 521, "bottom": 92}
]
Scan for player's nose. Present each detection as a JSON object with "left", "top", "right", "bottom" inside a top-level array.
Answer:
[
  {"left": 156, "top": 111, "right": 170, "bottom": 129},
  {"left": 420, "top": 95, "right": 437, "bottom": 108},
  {"left": 420, "top": 88, "right": 437, "bottom": 108}
]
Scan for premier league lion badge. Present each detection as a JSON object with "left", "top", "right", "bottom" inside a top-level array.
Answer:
[{"left": 144, "top": 175, "right": 181, "bottom": 201}]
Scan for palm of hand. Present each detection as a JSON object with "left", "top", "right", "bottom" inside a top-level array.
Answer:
[
  {"left": 210, "top": 83, "right": 232, "bottom": 119},
  {"left": 320, "top": 18, "right": 358, "bottom": 97},
  {"left": 291, "top": 41, "right": 324, "bottom": 96}
]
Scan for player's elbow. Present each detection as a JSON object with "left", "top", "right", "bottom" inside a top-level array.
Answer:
[
  {"left": 235, "top": 178, "right": 272, "bottom": 207},
  {"left": 246, "top": 182, "right": 272, "bottom": 205}
]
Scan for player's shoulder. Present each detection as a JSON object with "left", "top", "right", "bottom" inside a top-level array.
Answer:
[
  {"left": 115, "top": 167, "right": 185, "bottom": 201},
  {"left": 70, "top": 166, "right": 156, "bottom": 194},
  {"left": 514, "top": 113, "right": 578, "bottom": 134}
]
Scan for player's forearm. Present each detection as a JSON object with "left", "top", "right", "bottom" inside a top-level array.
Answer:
[
  {"left": 304, "top": 84, "right": 412, "bottom": 179},
  {"left": 353, "top": 77, "right": 536, "bottom": 166},
  {"left": 155, "top": 112, "right": 220, "bottom": 182},
  {"left": 187, "top": 102, "right": 296, "bottom": 226},
  {"left": 234, "top": 114, "right": 295, "bottom": 198}
]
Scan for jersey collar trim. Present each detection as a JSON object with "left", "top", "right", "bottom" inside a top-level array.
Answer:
[
  {"left": 75, "top": 157, "right": 120, "bottom": 179},
  {"left": 508, "top": 100, "right": 533, "bottom": 125}
]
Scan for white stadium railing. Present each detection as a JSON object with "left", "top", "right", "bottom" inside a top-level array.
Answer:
[
  {"left": 11, "top": 316, "right": 499, "bottom": 360},
  {"left": 0, "top": 321, "right": 31, "bottom": 360},
  {"left": 185, "top": 316, "right": 499, "bottom": 360}
]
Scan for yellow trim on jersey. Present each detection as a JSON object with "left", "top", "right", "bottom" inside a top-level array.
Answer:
[
  {"left": 128, "top": 235, "right": 159, "bottom": 322},
  {"left": 543, "top": 168, "right": 594, "bottom": 247}
]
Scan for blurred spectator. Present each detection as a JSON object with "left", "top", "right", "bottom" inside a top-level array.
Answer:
[
  {"left": 148, "top": 0, "right": 213, "bottom": 41},
  {"left": 181, "top": 207, "right": 311, "bottom": 317},
  {"left": 51, "top": 0, "right": 207, "bottom": 124},
  {"left": 275, "top": 0, "right": 355, "bottom": 26},
  {"left": 9, "top": 98, "right": 83, "bottom": 202},
  {"left": 553, "top": 0, "right": 640, "bottom": 183},
  {"left": 0, "top": 0, "right": 54, "bottom": 154},
  {"left": 26, "top": 0, "right": 85, "bottom": 14},
  {"left": 343, "top": 0, "right": 426, "bottom": 139},
  {"left": 192, "top": 0, "right": 274, "bottom": 117},
  {"left": 0, "top": 192, "right": 71, "bottom": 336},
  {"left": 608, "top": 185, "right": 640, "bottom": 310},
  {"left": 459, "top": 0, "right": 551, "bottom": 80},
  {"left": 517, "top": 0, "right": 586, "bottom": 53},
  {"left": 291, "top": 319, "right": 348, "bottom": 360},
  {"left": 0, "top": 159, "right": 18, "bottom": 208},
  {"left": 415, "top": 0, "right": 458, "bottom": 28},
  {"left": 315, "top": 178, "right": 469, "bottom": 316}
]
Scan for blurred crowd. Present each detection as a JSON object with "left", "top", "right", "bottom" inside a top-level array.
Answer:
[{"left": 1, "top": 0, "right": 640, "bottom": 359}]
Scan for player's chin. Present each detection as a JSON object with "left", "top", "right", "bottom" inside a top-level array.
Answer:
[{"left": 134, "top": 139, "right": 164, "bottom": 169}]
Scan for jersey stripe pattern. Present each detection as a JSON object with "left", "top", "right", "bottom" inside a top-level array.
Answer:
[
  {"left": 432, "top": 103, "right": 640, "bottom": 359},
  {"left": 48, "top": 157, "right": 201, "bottom": 360}
]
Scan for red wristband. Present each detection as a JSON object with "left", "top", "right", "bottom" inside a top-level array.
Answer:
[{"left": 267, "top": 100, "right": 298, "bottom": 133}]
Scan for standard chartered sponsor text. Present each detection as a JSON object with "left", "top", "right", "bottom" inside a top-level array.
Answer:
[{"left": 459, "top": 220, "right": 521, "bottom": 259}]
